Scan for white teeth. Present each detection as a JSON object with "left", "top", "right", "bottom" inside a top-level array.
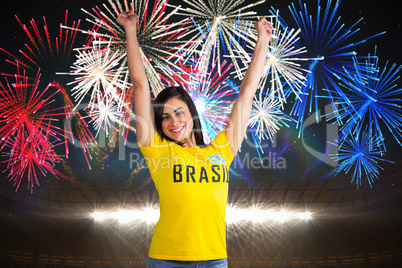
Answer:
[{"left": 171, "top": 126, "right": 184, "bottom": 133}]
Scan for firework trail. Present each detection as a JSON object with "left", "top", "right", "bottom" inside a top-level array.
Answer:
[
  {"left": 168, "top": 0, "right": 272, "bottom": 77},
  {"left": 0, "top": 68, "right": 67, "bottom": 151},
  {"left": 329, "top": 48, "right": 402, "bottom": 154},
  {"left": 249, "top": 93, "right": 294, "bottom": 145},
  {"left": 53, "top": 81, "right": 96, "bottom": 169},
  {"left": 0, "top": 68, "right": 67, "bottom": 191},
  {"left": 58, "top": 38, "right": 130, "bottom": 112},
  {"left": 273, "top": 0, "right": 385, "bottom": 137},
  {"left": 233, "top": 10, "right": 320, "bottom": 106},
  {"left": 187, "top": 60, "right": 236, "bottom": 143},
  {"left": 0, "top": 10, "right": 82, "bottom": 74},
  {"left": 328, "top": 129, "right": 393, "bottom": 189},
  {"left": 64, "top": 0, "right": 191, "bottom": 95}
]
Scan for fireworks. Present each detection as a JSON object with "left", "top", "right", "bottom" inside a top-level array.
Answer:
[
  {"left": 0, "top": 0, "right": 400, "bottom": 194},
  {"left": 0, "top": 68, "right": 66, "bottom": 191},
  {"left": 186, "top": 60, "right": 236, "bottom": 143},
  {"left": 278, "top": 0, "right": 385, "bottom": 136},
  {"left": 0, "top": 11, "right": 81, "bottom": 74},
  {"left": 168, "top": 0, "right": 271, "bottom": 76},
  {"left": 84, "top": 97, "right": 125, "bottom": 137},
  {"left": 233, "top": 10, "right": 320, "bottom": 105},
  {"left": 246, "top": 91, "right": 294, "bottom": 161},
  {"left": 332, "top": 47, "right": 402, "bottom": 154},
  {"left": 329, "top": 129, "right": 392, "bottom": 188},
  {"left": 249, "top": 94, "right": 293, "bottom": 143},
  {"left": 68, "top": 0, "right": 191, "bottom": 95},
  {"left": 58, "top": 37, "right": 134, "bottom": 140},
  {"left": 2, "top": 125, "right": 61, "bottom": 192},
  {"left": 58, "top": 38, "right": 130, "bottom": 112},
  {"left": 0, "top": 68, "right": 67, "bottom": 150}
]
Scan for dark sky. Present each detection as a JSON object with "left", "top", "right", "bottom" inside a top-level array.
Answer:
[
  {"left": 1, "top": 0, "right": 400, "bottom": 57},
  {"left": 0, "top": 0, "right": 401, "bottom": 192},
  {"left": 0, "top": 0, "right": 400, "bottom": 70}
]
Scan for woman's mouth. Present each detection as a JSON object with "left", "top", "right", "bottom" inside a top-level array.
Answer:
[{"left": 171, "top": 126, "right": 184, "bottom": 133}]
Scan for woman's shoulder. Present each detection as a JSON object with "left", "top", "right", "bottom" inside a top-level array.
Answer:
[
  {"left": 138, "top": 130, "right": 173, "bottom": 150},
  {"left": 209, "top": 130, "right": 230, "bottom": 146}
]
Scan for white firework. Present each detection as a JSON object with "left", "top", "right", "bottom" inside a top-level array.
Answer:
[
  {"left": 233, "top": 10, "right": 322, "bottom": 105},
  {"left": 58, "top": 38, "right": 130, "bottom": 112},
  {"left": 84, "top": 98, "right": 125, "bottom": 137},
  {"left": 166, "top": 0, "right": 273, "bottom": 78},
  {"left": 249, "top": 94, "right": 292, "bottom": 142},
  {"left": 64, "top": 0, "right": 191, "bottom": 95}
]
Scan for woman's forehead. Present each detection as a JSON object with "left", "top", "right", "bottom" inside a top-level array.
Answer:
[{"left": 163, "top": 97, "right": 187, "bottom": 112}]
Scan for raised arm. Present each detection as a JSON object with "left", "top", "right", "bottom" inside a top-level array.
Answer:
[
  {"left": 225, "top": 17, "right": 272, "bottom": 155},
  {"left": 117, "top": 12, "right": 154, "bottom": 146}
]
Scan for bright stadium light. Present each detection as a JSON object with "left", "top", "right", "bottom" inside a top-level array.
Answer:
[
  {"left": 275, "top": 211, "right": 291, "bottom": 222},
  {"left": 226, "top": 207, "right": 248, "bottom": 224},
  {"left": 113, "top": 210, "right": 136, "bottom": 223},
  {"left": 90, "top": 208, "right": 313, "bottom": 224},
  {"left": 91, "top": 211, "right": 106, "bottom": 221},
  {"left": 142, "top": 208, "right": 160, "bottom": 224},
  {"left": 297, "top": 211, "right": 313, "bottom": 220},
  {"left": 249, "top": 208, "right": 267, "bottom": 223}
]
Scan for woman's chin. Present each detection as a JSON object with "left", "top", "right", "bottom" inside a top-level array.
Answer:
[{"left": 168, "top": 131, "right": 185, "bottom": 141}]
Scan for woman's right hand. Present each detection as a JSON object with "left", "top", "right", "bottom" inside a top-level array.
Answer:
[
  {"left": 255, "top": 17, "right": 272, "bottom": 42},
  {"left": 117, "top": 11, "right": 138, "bottom": 29}
]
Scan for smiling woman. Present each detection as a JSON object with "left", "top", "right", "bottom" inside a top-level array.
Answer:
[
  {"left": 154, "top": 86, "right": 204, "bottom": 147},
  {"left": 0, "top": 1, "right": 401, "bottom": 267},
  {"left": 116, "top": 9, "right": 273, "bottom": 267}
]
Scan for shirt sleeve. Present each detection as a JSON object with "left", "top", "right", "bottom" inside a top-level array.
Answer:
[
  {"left": 209, "top": 130, "right": 237, "bottom": 166},
  {"left": 137, "top": 131, "right": 175, "bottom": 170},
  {"left": 137, "top": 132, "right": 156, "bottom": 159}
]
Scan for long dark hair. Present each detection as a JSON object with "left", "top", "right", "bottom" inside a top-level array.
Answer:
[{"left": 154, "top": 86, "right": 206, "bottom": 146}]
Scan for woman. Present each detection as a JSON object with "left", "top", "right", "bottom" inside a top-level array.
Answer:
[{"left": 117, "top": 11, "right": 272, "bottom": 268}]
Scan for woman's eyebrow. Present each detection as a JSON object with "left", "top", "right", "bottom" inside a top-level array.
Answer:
[{"left": 163, "top": 107, "right": 183, "bottom": 115}]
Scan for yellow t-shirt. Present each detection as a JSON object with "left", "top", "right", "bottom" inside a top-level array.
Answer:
[{"left": 138, "top": 130, "right": 236, "bottom": 261}]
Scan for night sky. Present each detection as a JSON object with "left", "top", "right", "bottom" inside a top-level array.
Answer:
[
  {"left": 1, "top": 0, "right": 400, "bottom": 58},
  {"left": 0, "top": 1, "right": 402, "bottom": 265},
  {"left": 0, "top": 0, "right": 401, "bottom": 196}
]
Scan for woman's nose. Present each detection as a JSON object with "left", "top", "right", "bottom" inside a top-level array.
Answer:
[{"left": 171, "top": 115, "right": 181, "bottom": 125}]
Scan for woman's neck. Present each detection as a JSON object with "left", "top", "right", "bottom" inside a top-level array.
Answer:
[{"left": 181, "top": 134, "right": 197, "bottom": 147}]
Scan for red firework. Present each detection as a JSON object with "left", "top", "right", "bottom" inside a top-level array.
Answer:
[
  {"left": 0, "top": 10, "right": 85, "bottom": 72},
  {"left": 0, "top": 67, "right": 68, "bottom": 191},
  {"left": 53, "top": 81, "right": 97, "bottom": 169},
  {"left": 0, "top": 68, "right": 67, "bottom": 148},
  {"left": 2, "top": 123, "right": 61, "bottom": 192}
]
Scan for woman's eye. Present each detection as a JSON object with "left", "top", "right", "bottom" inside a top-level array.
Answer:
[
  {"left": 176, "top": 111, "right": 183, "bottom": 116},
  {"left": 162, "top": 116, "right": 169, "bottom": 120}
]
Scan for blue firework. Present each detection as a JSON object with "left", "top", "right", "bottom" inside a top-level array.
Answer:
[
  {"left": 329, "top": 130, "right": 392, "bottom": 189},
  {"left": 331, "top": 47, "right": 402, "bottom": 154},
  {"left": 272, "top": 0, "right": 385, "bottom": 137}
]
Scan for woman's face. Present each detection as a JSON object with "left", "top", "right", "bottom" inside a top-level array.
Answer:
[{"left": 161, "top": 96, "right": 194, "bottom": 143}]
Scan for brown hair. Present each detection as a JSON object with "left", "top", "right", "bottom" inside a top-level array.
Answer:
[{"left": 154, "top": 86, "right": 205, "bottom": 146}]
